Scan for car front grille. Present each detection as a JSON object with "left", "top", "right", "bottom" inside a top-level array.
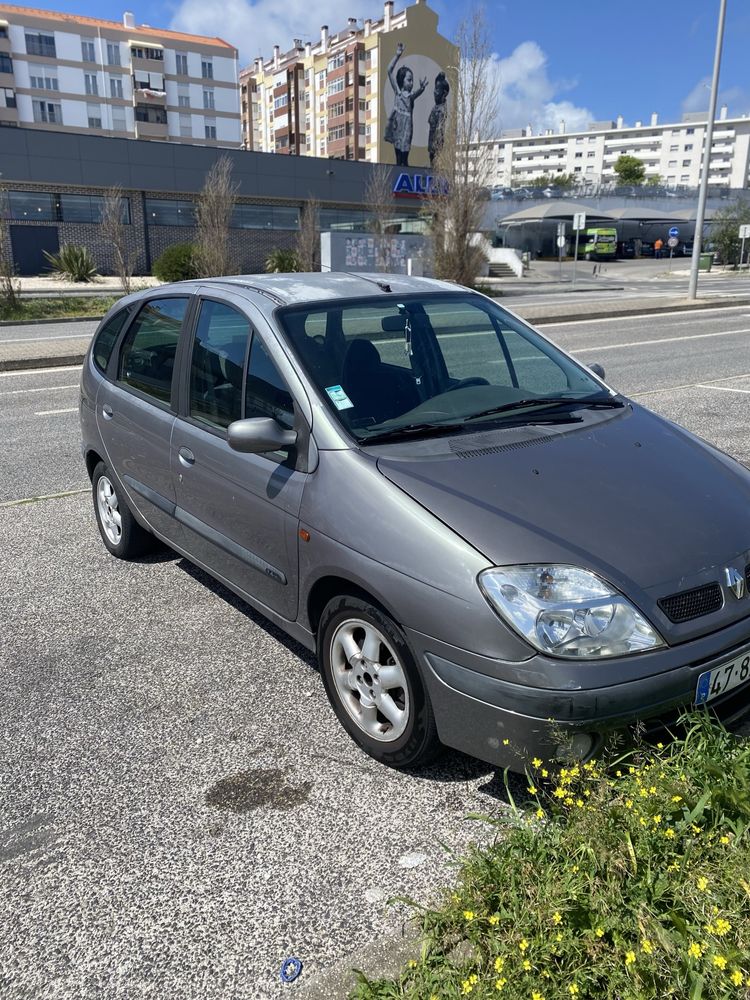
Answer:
[{"left": 658, "top": 583, "right": 723, "bottom": 624}]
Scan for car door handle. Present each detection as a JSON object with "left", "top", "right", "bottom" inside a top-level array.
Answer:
[
  {"left": 178, "top": 447, "right": 195, "bottom": 467},
  {"left": 101, "top": 404, "right": 113, "bottom": 420}
]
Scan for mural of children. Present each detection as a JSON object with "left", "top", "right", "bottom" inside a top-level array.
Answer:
[
  {"left": 384, "top": 42, "right": 428, "bottom": 166},
  {"left": 428, "top": 71, "right": 450, "bottom": 166}
]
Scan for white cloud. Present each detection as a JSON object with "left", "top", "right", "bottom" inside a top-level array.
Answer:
[
  {"left": 488, "top": 41, "right": 594, "bottom": 134},
  {"left": 682, "top": 76, "right": 750, "bottom": 117},
  {"left": 170, "top": 0, "right": 375, "bottom": 64}
]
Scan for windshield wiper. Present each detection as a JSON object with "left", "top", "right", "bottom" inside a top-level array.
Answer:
[
  {"left": 361, "top": 421, "right": 467, "bottom": 445},
  {"left": 465, "top": 396, "right": 625, "bottom": 423}
]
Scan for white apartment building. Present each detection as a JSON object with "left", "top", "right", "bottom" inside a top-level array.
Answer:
[
  {"left": 474, "top": 109, "right": 750, "bottom": 191},
  {"left": 0, "top": 4, "right": 241, "bottom": 145}
]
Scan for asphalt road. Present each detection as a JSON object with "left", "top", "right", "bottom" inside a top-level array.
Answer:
[{"left": 2, "top": 306, "right": 750, "bottom": 999}]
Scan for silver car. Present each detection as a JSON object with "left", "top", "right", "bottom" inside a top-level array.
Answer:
[{"left": 80, "top": 274, "right": 750, "bottom": 770}]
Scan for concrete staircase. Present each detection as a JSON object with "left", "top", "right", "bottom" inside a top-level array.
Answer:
[{"left": 487, "top": 261, "right": 517, "bottom": 278}]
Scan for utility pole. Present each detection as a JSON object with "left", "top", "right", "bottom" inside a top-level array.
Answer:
[{"left": 688, "top": 0, "right": 727, "bottom": 300}]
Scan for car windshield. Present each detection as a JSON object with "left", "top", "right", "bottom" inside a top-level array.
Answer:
[{"left": 278, "top": 293, "right": 610, "bottom": 443}]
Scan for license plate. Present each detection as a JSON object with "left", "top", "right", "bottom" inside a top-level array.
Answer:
[{"left": 695, "top": 650, "right": 750, "bottom": 705}]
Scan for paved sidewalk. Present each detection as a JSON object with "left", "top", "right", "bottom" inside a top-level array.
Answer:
[{"left": 3, "top": 290, "right": 750, "bottom": 372}]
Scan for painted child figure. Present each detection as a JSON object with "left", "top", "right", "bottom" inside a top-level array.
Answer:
[
  {"left": 384, "top": 42, "right": 428, "bottom": 166},
  {"left": 428, "top": 72, "right": 450, "bottom": 167}
]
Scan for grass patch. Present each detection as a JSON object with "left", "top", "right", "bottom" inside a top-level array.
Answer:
[
  {"left": 352, "top": 714, "right": 750, "bottom": 999},
  {"left": 0, "top": 294, "right": 121, "bottom": 322}
]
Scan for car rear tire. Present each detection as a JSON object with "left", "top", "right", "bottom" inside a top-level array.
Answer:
[
  {"left": 92, "top": 461, "right": 155, "bottom": 559},
  {"left": 318, "top": 595, "right": 442, "bottom": 769}
]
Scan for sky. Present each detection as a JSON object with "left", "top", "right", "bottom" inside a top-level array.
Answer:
[{"left": 21, "top": 0, "right": 750, "bottom": 131}]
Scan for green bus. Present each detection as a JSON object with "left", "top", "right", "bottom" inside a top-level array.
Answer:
[{"left": 575, "top": 228, "right": 617, "bottom": 260}]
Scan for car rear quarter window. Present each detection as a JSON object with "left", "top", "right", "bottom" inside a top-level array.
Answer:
[
  {"left": 92, "top": 307, "right": 130, "bottom": 374},
  {"left": 118, "top": 297, "right": 189, "bottom": 405}
]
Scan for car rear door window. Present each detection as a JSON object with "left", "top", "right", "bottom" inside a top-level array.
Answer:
[
  {"left": 189, "top": 300, "right": 251, "bottom": 429},
  {"left": 92, "top": 307, "right": 130, "bottom": 374},
  {"left": 118, "top": 297, "right": 188, "bottom": 404}
]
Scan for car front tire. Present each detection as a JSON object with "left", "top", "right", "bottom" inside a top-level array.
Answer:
[{"left": 318, "top": 595, "right": 442, "bottom": 769}]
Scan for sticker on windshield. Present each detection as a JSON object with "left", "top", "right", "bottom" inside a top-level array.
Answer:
[{"left": 325, "top": 385, "right": 354, "bottom": 410}]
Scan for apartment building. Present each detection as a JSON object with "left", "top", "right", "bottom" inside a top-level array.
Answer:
[
  {"left": 240, "top": 0, "right": 456, "bottom": 167},
  {"left": 0, "top": 4, "right": 240, "bottom": 145},
  {"left": 473, "top": 109, "right": 750, "bottom": 191}
]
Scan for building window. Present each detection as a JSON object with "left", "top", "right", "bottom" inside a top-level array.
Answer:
[
  {"left": 329, "top": 100, "right": 344, "bottom": 118},
  {"left": 25, "top": 32, "right": 56, "bottom": 58},
  {"left": 8, "top": 191, "right": 55, "bottom": 219},
  {"left": 358, "top": 99, "right": 366, "bottom": 112},
  {"left": 112, "top": 108, "right": 127, "bottom": 131},
  {"left": 107, "top": 42, "right": 121, "bottom": 66},
  {"left": 133, "top": 70, "right": 164, "bottom": 92},
  {"left": 32, "top": 100, "right": 62, "bottom": 124},
  {"left": 327, "top": 52, "right": 345, "bottom": 72},
  {"left": 87, "top": 103, "right": 102, "bottom": 128},
  {"left": 668, "top": 159, "right": 677, "bottom": 167},
  {"left": 1, "top": 87, "right": 16, "bottom": 109},
  {"left": 29, "top": 64, "right": 59, "bottom": 90},
  {"left": 144, "top": 198, "right": 194, "bottom": 225},
  {"left": 0, "top": 53, "right": 11, "bottom": 74},
  {"left": 81, "top": 39, "right": 96, "bottom": 62},
  {"left": 273, "top": 93, "right": 288, "bottom": 110},
  {"left": 686, "top": 127, "right": 695, "bottom": 135},
  {"left": 327, "top": 77, "right": 344, "bottom": 96},
  {"left": 178, "top": 87, "right": 190, "bottom": 108},
  {"left": 0, "top": 25, "right": 7, "bottom": 38},
  {"left": 110, "top": 76, "right": 123, "bottom": 99},
  {"left": 131, "top": 46, "right": 163, "bottom": 61},
  {"left": 587, "top": 151, "right": 595, "bottom": 157},
  {"left": 203, "top": 89, "right": 215, "bottom": 110},
  {"left": 682, "top": 159, "right": 691, "bottom": 167},
  {"left": 201, "top": 59, "right": 213, "bottom": 79},
  {"left": 328, "top": 124, "right": 346, "bottom": 142},
  {"left": 84, "top": 73, "right": 99, "bottom": 96},
  {"left": 681, "top": 175, "right": 690, "bottom": 183},
  {"left": 179, "top": 113, "right": 192, "bottom": 137},
  {"left": 205, "top": 119, "right": 217, "bottom": 139},
  {"left": 574, "top": 151, "right": 582, "bottom": 158},
  {"left": 669, "top": 144, "right": 678, "bottom": 152},
  {"left": 176, "top": 52, "right": 188, "bottom": 75},
  {"left": 685, "top": 143, "right": 693, "bottom": 151},
  {"left": 134, "top": 104, "right": 167, "bottom": 124},
  {"left": 58, "top": 194, "right": 130, "bottom": 223}
]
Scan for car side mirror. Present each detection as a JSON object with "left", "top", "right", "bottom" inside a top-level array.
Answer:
[
  {"left": 227, "top": 417, "right": 297, "bottom": 454},
  {"left": 589, "top": 363, "right": 606, "bottom": 380}
]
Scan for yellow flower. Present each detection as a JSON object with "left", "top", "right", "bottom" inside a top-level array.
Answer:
[
  {"left": 569, "top": 986, "right": 579, "bottom": 996},
  {"left": 554, "top": 788, "right": 566, "bottom": 800},
  {"left": 532, "top": 993, "right": 544, "bottom": 1000},
  {"left": 653, "top": 814, "right": 662, "bottom": 825},
  {"left": 720, "top": 835, "right": 730, "bottom": 845},
  {"left": 541, "top": 768, "right": 549, "bottom": 778},
  {"left": 697, "top": 877, "right": 709, "bottom": 892},
  {"left": 489, "top": 914, "right": 501, "bottom": 926},
  {"left": 625, "top": 799, "right": 633, "bottom": 809},
  {"left": 575, "top": 799, "right": 584, "bottom": 808},
  {"left": 408, "top": 959, "right": 417, "bottom": 968},
  {"left": 552, "top": 912, "right": 562, "bottom": 925},
  {"left": 688, "top": 942, "right": 702, "bottom": 959},
  {"left": 494, "top": 957, "right": 505, "bottom": 973},
  {"left": 502, "top": 739, "right": 510, "bottom": 746},
  {"left": 595, "top": 927, "right": 605, "bottom": 938},
  {"left": 625, "top": 950, "right": 636, "bottom": 966},
  {"left": 464, "top": 910, "right": 475, "bottom": 921},
  {"left": 705, "top": 923, "right": 716, "bottom": 935},
  {"left": 649, "top": 786, "right": 657, "bottom": 796},
  {"left": 629, "top": 766, "right": 636, "bottom": 774},
  {"left": 519, "top": 938, "right": 529, "bottom": 952},
  {"left": 730, "top": 970, "right": 744, "bottom": 986},
  {"left": 713, "top": 956, "right": 728, "bottom": 970},
  {"left": 532, "top": 757, "right": 543, "bottom": 768},
  {"left": 495, "top": 978, "right": 507, "bottom": 992},
  {"left": 523, "top": 959, "right": 532, "bottom": 971},
  {"left": 664, "top": 827, "right": 675, "bottom": 839},
  {"left": 691, "top": 824, "right": 702, "bottom": 834},
  {"left": 536, "top": 808, "right": 545, "bottom": 820},
  {"left": 639, "top": 788, "right": 649, "bottom": 799},
  {"left": 565, "top": 797, "right": 575, "bottom": 808},
  {"left": 616, "top": 769, "right": 623, "bottom": 777},
  {"left": 642, "top": 938, "right": 653, "bottom": 955},
  {"left": 572, "top": 865, "right": 579, "bottom": 873},
  {"left": 639, "top": 817, "right": 647, "bottom": 826},
  {"left": 657, "top": 741, "right": 664, "bottom": 749},
  {"left": 527, "top": 786, "right": 538, "bottom": 795},
  {"left": 671, "top": 795, "right": 683, "bottom": 803},
  {"left": 715, "top": 918, "right": 731, "bottom": 936},
  {"left": 555, "top": 932, "right": 563, "bottom": 942}
]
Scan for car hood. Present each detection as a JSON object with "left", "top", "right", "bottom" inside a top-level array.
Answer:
[{"left": 377, "top": 405, "right": 750, "bottom": 643}]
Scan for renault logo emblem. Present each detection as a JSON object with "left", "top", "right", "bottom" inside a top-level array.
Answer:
[{"left": 723, "top": 567, "right": 746, "bottom": 600}]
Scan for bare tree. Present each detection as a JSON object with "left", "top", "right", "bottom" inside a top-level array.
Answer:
[
  {"left": 295, "top": 196, "right": 320, "bottom": 272},
  {"left": 100, "top": 185, "right": 135, "bottom": 294},
  {"left": 0, "top": 179, "right": 19, "bottom": 313},
  {"left": 194, "top": 155, "right": 239, "bottom": 277},
  {"left": 426, "top": 7, "right": 500, "bottom": 286},
  {"left": 364, "top": 163, "right": 395, "bottom": 271}
]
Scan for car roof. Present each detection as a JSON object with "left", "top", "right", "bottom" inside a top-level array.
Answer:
[{"left": 190, "top": 271, "right": 461, "bottom": 306}]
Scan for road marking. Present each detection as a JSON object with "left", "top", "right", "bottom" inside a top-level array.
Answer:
[
  {"left": 632, "top": 372, "right": 750, "bottom": 397},
  {"left": 696, "top": 383, "right": 750, "bottom": 395},
  {"left": 0, "top": 384, "right": 78, "bottom": 396},
  {"left": 572, "top": 328, "right": 750, "bottom": 353},
  {"left": 34, "top": 407, "right": 78, "bottom": 416},
  {"left": 0, "top": 487, "right": 89, "bottom": 508},
  {"left": 0, "top": 364, "right": 82, "bottom": 377},
  {"left": 0, "top": 333, "right": 94, "bottom": 344}
]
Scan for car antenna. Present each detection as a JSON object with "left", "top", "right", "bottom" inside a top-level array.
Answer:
[{"left": 351, "top": 272, "right": 392, "bottom": 293}]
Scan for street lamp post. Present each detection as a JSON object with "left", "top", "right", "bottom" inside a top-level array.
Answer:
[{"left": 688, "top": 0, "right": 728, "bottom": 300}]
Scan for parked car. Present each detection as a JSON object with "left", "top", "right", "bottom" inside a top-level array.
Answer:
[
  {"left": 617, "top": 240, "right": 636, "bottom": 259},
  {"left": 640, "top": 242, "right": 655, "bottom": 257},
  {"left": 680, "top": 241, "right": 694, "bottom": 257},
  {"left": 80, "top": 274, "right": 750, "bottom": 772}
]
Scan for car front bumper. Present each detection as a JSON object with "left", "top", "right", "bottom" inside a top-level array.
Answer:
[{"left": 408, "top": 621, "right": 750, "bottom": 770}]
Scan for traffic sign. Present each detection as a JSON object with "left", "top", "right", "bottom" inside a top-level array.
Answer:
[
  {"left": 739, "top": 224, "right": 750, "bottom": 239},
  {"left": 573, "top": 212, "right": 586, "bottom": 231},
  {"left": 668, "top": 227, "right": 679, "bottom": 238},
  {"left": 556, "top": 235, "right": 566, "bottom": 248},
  {"left": 667, "top": 237, "right": 679, "bottom": 248}
]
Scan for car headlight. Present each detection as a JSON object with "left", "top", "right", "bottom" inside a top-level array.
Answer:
[{"left": 478, "top": 564, "right": 664, "bottom": 659}]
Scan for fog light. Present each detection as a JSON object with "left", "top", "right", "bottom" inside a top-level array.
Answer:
[{"left": 555, "top": 732, "right": 594, "bottom": 763}]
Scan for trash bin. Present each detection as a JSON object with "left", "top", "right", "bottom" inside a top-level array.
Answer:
[{"left": 699, "top": 253, "right": 713, "bottom": 272}]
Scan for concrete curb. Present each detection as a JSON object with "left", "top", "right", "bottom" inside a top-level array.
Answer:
[
  {"left": 0, "top": 353, "right": 88, "bottom": 372},
  {"left": 0, "top": 315, "right": 103, "bottom": 327}
]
